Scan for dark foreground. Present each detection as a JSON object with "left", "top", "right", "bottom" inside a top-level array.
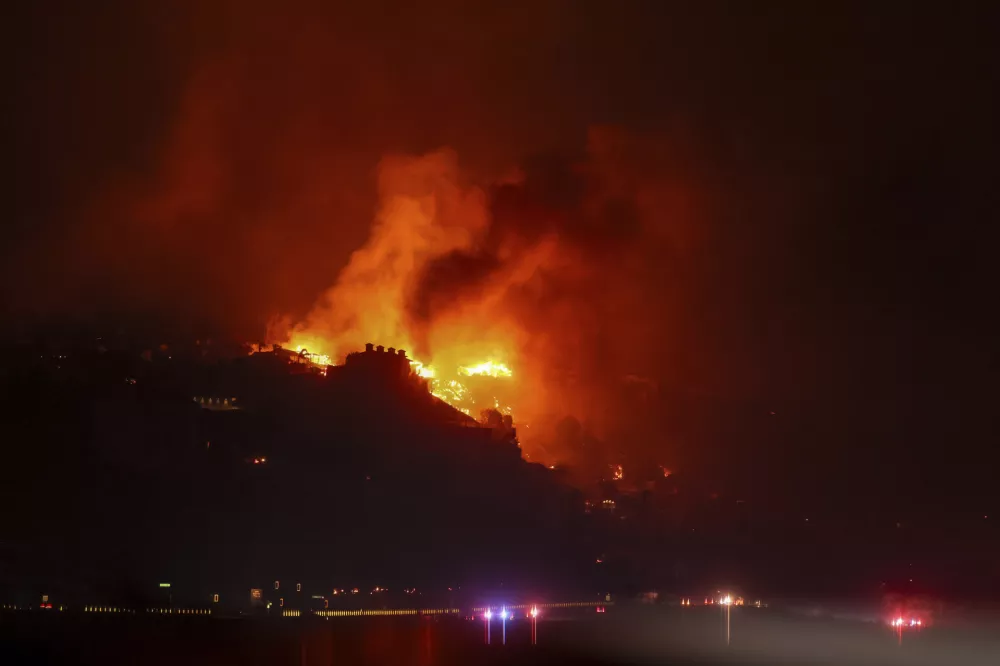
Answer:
[{"left": 3, "top": 605, "right": 999, "bottom": 666}]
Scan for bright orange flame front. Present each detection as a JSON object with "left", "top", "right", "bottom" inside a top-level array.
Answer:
[{"left": 282, "top": 332, "right": 514, "bottom": 419}]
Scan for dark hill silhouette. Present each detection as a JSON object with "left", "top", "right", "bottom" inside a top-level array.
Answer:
[{"left": 1, "top": 340, "right": 589, "bottom": 606}]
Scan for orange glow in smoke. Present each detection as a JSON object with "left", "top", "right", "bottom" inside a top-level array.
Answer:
[{"left": 260, "top": 151, "right": 531, "bottom": 430}]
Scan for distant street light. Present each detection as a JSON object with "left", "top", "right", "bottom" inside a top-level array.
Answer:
[{"left": 721, "top": 595, "right": 733, "bottom": 644}]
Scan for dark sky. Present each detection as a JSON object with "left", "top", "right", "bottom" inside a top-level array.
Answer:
[{"left": 7, "top": 2, "right": 999, "bottom": 511}]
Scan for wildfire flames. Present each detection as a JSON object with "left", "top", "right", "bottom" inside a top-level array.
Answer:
[
  {"left": 252, "top": 340, "right": 512, "bottom": 418},
  {"left": 258, "top": 150, "right": 531, "bottom": 425},
  {"left": 460, "top": 361, "right": 513, "bottom": 378}
]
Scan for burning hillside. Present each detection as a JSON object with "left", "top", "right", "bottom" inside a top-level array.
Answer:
[
  {"left": 255, "top": 339, "right": 515, "bottom": 419},
  {"left": 247, "top": 128, "right": 698, "bottom": 466}
]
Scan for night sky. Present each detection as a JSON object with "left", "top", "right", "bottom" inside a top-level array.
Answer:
[{"left": 7, "top": 2, "right": 999, "bottom": 521}]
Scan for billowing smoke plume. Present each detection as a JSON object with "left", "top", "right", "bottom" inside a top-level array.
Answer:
[
  {"left": 272, "top": 127, "right": 705, "bottom": 463},
  {"left": 273, "top": 149, "right": 489, "bottom": 359}
]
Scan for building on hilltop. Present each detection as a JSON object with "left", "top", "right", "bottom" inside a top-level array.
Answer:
[
  {"left": 327, "top": 342, "right": 483, "bottom": 430},
  {"left": 328, "top": 342, "right": 413, "bottom": 384}
]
